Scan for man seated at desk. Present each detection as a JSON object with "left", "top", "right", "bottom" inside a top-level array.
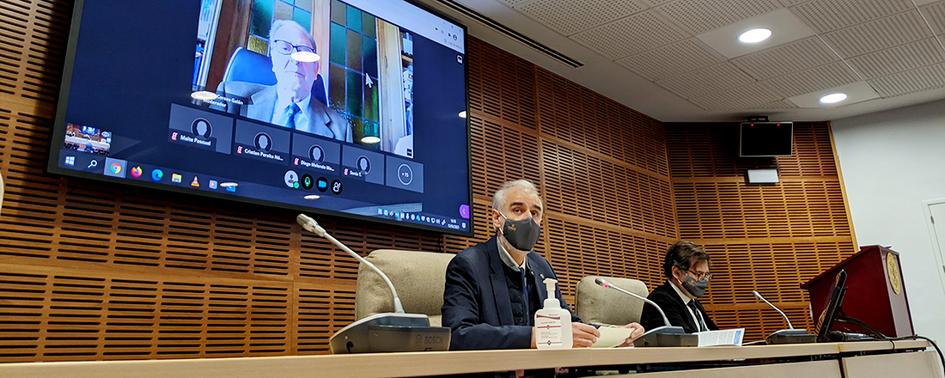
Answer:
[
  {"left": 442, "top": 179, "right": 645, "bottom": 350},
  {"left": 641, "top": 241, "right": 718, "bottom": 333}
]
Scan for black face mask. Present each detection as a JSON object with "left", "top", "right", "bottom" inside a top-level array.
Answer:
[
  {"left": 680, "top": 274, "right": 709, "bottom": 298},
  {"left": 498, "top": 211, "right": 541, "bottom": 252}
]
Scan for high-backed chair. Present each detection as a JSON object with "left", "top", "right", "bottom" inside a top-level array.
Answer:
[
  {"left": 218, "top": 47, "right": 328, "bottom": 106},
  {"left": 576, "top": 275, "right": 649, "bottom": 326},
  {"left": 355, "top": 249, "right": 454, "bottom": 327}
]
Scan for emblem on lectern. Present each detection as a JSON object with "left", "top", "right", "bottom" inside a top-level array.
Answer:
[{"left": 886, "top": 252, "right": 902, "bottom": 295}]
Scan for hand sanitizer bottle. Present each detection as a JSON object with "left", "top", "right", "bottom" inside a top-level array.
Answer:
[{"left": 534, "top": 278, "right": 572, "bottom": 349}]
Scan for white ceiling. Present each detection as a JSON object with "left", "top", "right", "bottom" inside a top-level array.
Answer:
[{"left": 420, "top": 0, "right": 945, "bottom": 122}]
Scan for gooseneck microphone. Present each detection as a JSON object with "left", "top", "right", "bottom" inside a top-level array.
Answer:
[
  {"left": 753, "top": 290, "right": 793, "bottom": 329},
  {"left": 298, "top": 214, "right": 404, "bottom": 313},
  {"left": 297, "top": 213, "right": 449, "bottom": 353},
  {"left": 751, "top": 289, "right": 816, "bottom": 344},
  {"left": 594, "top": 277, "right": 697, "bottom": 347}
]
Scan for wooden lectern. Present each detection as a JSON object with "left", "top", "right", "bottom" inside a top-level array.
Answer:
[{"left": 801, "top": 245, "right": 914, "bottom": 338}]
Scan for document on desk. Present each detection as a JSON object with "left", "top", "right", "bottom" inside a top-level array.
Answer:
[
  {"left": 591, "top": 326, "right": 631, "bottom": 348},
  {"left": 695, "top": 328, "right": 745, "bottom": 347}
]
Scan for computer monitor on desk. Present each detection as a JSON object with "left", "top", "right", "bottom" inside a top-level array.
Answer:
[
  {"left": 814, "top": 269, "right": 847, "bottom": 342},
  {"left": 812, "top": 269, "right": 876, "bottom": 342}
]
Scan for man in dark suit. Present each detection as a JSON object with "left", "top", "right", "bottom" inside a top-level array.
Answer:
[
  {"left": 640, "top": 241, "right": 718, "bottom": 333},
  {"left": 220, "top": 20, "right": 352, "bottom": 142},
  {"left": 442, "top": 179, "right": 645, "bottom": 350}
]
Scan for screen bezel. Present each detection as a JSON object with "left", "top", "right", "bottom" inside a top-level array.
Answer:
[
  {"left": 46, "top": 0, "right": 474, "bottom": 236},
  {"left": 738, "top": 121, "right": 794, "bottom": 158},
  {"left": 815, "top": 269, "right": 848, "bottom": 342}
]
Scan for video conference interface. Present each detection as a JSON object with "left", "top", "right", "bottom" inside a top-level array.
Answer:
[{"left": 51, "top": 0, "right": 471, "bottom": 234}]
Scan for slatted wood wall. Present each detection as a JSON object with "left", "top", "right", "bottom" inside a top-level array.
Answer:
[
  {"left": 667, "top": 122, "right": 857, "bottom": 342},
  {"left": 0, "top": 0, "right": 676, "bottom": 362}
]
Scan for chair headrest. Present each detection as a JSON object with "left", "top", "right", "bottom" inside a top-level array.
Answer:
[
  {"left": 221, "top": 47, "right": 277, "bottom": 86},
  {"left": 576, "top": 275, "right": 650, "bottom": 326},
  {"left": 355, "top": 250, "right": 454, "bottom": 319}
]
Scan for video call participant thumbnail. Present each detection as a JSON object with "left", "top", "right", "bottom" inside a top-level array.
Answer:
[{"left": 219, "top": 20, "right": 352, "bottom": 143}]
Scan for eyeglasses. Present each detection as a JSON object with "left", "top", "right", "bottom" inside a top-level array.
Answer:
[
  {"left": 685, "top": 270, "right": 712, "bottom": 281},
  {"left": 271, "top": 39, "right": 315, "bottom": 56}
]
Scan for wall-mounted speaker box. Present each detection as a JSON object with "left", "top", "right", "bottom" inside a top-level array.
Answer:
[{"left": 746, "top": 168, "right": 779, "bottom": 184}]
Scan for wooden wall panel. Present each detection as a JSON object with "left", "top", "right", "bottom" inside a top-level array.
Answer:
[
  {"left": 0, "top": 0, "right": 858, "bottom": 357},
  {"left": 667, "top": 122, "right": 856, "bottom": 342},
  {"left": 0, "top": 1, "right": 676, "bottom": 361}
]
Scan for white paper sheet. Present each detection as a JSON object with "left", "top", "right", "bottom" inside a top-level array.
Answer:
[
  {"left": 591, "top": 326, "right": 631, "bottom": 348},
  {"left": 695, "top": 328, "right": 745, "bottom": 347}
]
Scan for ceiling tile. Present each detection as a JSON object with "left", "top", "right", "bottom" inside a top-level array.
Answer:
[
  {"left": 752, "top": 99, "right": 799, "bottom": 109},
  {"left": 822, "top": 11, "right": 933, "bottom": 57},
  {"left": 657, "top": 62, "right": 756, "bottom": 99},
  {"left": 656, "top": 0, "right": 783, "bottom": 34},
  {"left": 779, "top": 0, "right": 812, "bottom": 6},
  {"left": 786, "top": 81, "right": 880, "bottom": 108},
  {"left": 616, "top": 38, "right": 724, "bottom": 81},
  {"left": 570, "top": 10, "right": 688, "bottom": 59},
  {"left": 695, "top": 8, "right": 817, "bottom": 58},
  {"left": 791, "top": 0, "right": 915, "bottom": 33},
  {"left": 688, "top": 83, "right": 783, "bottom": 110},
  {"left": 496, "top": 0, "right": 535, "bottom": 8},
  {"left": 761, "top": 61, "right": 860, "bottom": 97},
  {"left": 516, "top": 0, "right": 649, "bottom": 36},
  {"left": 868, "top": 62, "right": 945, "bottom": 97},
  {"left": 641, "top": 0, "right": 674, "bottom": 5},
  {"left": 732, "top": 37, "right": 838, "bottom": 80},
  {"left": 921, "top": 1, "right": 945, "bottom": 34},
  {"left": 848, "top": 37, "right": 945, "bottom": 79}
]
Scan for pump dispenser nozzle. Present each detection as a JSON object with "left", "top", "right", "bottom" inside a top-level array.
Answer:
[{"left": 543, "top": 278, "right": 558, "bottom": 305}]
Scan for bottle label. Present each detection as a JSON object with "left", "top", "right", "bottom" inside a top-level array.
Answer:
[{"left": 535, "top": 313, "right": 563, "bottom": 348}]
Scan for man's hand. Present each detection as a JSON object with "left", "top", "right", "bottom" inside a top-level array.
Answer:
[
  {"left": 619, "top": 323, "right": 646, "bottom": 347},
  {"left": 572, "top": 322, "right": 600, "bottom": 348}
]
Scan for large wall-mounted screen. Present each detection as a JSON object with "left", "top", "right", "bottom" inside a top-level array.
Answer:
[{"left": 49, "top": 0, "right": 472, "bottom": 234}]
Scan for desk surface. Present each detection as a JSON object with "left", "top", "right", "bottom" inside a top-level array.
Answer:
[{"left": 0, "top": 340, "right": 930, "bottom": 378}]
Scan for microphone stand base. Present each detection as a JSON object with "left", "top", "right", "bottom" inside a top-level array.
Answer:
[
  {"left": 765, "top": 329, "right": 817, "bottom": 344},
  {"left": 329, "top": 313, "right": 451, "bottom": 354},
  {"left": 634, "top": 326, "right": 698, "bottom": 347}
]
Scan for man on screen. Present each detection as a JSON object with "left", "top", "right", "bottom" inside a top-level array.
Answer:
[
  {"left": 220, "top": 20, "right": 352, "bottom": 142},
  {"left": 442, "top": 179, "right": 645, "bottom": 350},
  {"left": 640, "top": 241, "right": 718, "bottom": 333}
]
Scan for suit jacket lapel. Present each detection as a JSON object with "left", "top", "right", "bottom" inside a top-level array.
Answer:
[
  {"left": 664, "top": 282, "right": 697, "bottom": 332},
  {"left": 528, "top": 254, "right": 549, "bottom": 304},
  {"left": 309, "top": 100, "right": 338, "bottom": 139},
  {"left": 249, "top": 86, "right": 277, "bottom": 122},
  {"left": 486, "top": 237, "right": 514, "bottom": 326},
  {"left": 693, "top": 299, "right": 711, "bottom": 330}
]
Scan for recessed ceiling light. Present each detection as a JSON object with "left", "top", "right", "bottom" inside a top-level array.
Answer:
[
  {"left": 458, "top": 111, "right": 467, "bottom": 119},
  {"left": 360, "top": 136, "right": 381, "bottom": 144},
  {"left": 190, "top": 91, "right": 218, "bottom": 101},
  {"left": 819, "top": 92, "right": 848, "bottom": 104},
  {"left": 738, "top": 28, "right": 772, "bottom": 44},
  {"left": 290, "top": 51, "right": 320, "bottom": 63}
]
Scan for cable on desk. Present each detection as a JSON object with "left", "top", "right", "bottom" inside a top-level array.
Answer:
[
  {"left": 887, "top": 335, "right": 944, "bottom": 376},
  {"left": 832, "top": 317, "right": 944, "bottom": 375}
]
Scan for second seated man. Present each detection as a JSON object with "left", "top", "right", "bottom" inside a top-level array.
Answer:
[
  {"left": 442, "top": 179, "right": 645, "bottom": 350},
  {"left": 640, "top": 241, "right": 718, "bottom": 333}
]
